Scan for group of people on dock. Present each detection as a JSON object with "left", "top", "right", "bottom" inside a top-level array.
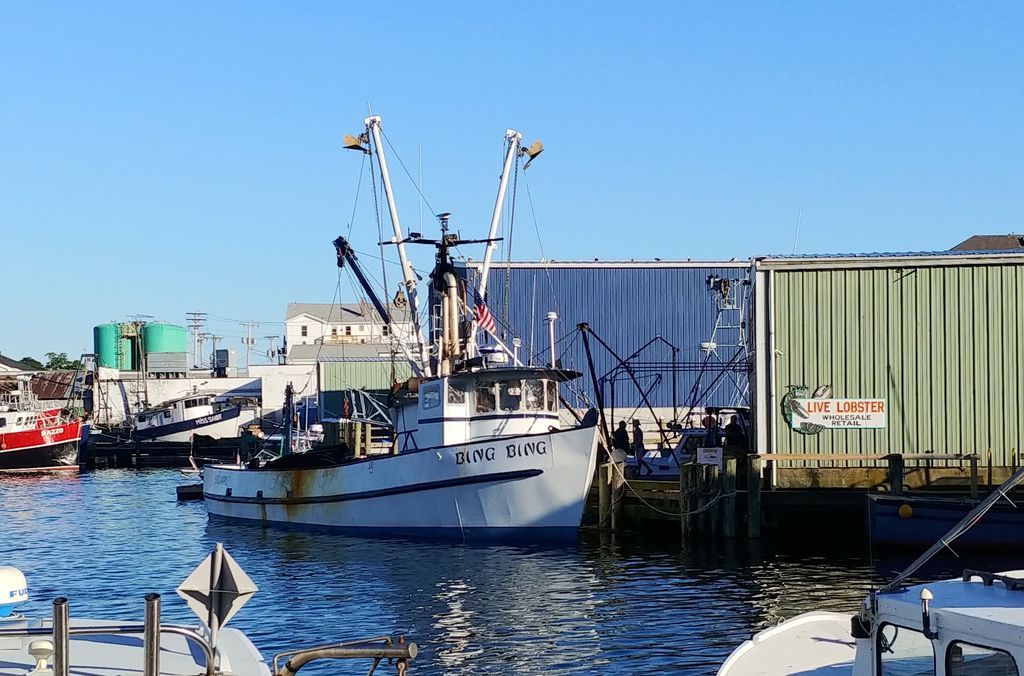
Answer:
[{"left": 611, "top": 414, "right": 749, "bottom": 472}]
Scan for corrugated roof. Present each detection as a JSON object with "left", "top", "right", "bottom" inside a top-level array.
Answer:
[
  {"left": 287, "top": 343, "right": 407, "bottom": 363},
  {"left": 30, "top": 370, "right": 78, "bottom": 400},
  {"left": 463, "top": 259, "right": 749, "bottom": 269},
  {"left": 760, "top": 249, "right": 1024, "bottom": 260},
  {"left": 285, "top": 302, "right": 411, "bottom": 323}
]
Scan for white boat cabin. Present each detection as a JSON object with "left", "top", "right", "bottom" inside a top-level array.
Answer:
[
  {"left": 720, "top": 569, "right": 1024, "bottom": 675},
  {"left": 393, "top": 367, "right": 572, "bottom": 451},
  {"left": 135, "top": 395, "right": 215, "bottom": 432},
  {"left": 859, "top": 570, "right": 1024, "bottom": 675}
]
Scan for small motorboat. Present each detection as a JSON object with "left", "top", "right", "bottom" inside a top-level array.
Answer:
[
  {"left": 718, "top": 467, "right": 1024, "bottom": 675},
  {"left": 0, "top": 544, "right": 416, "bottom": 675}
]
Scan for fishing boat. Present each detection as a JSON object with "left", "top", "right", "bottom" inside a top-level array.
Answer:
[
  {"left": 0, "top": 384, "right": 82, "bottom": 473},
  {"left": 718, "top": 468, "right": 1024, "bottom": 675},
  {"left": 0, "top": 544, "right": 416, "bottom": 675},
  {"left": 203, "top": 117, "right": 600, "bottom": 538},
  {"left": 133, "top": 394, "right": 253, "bottom": 443}
]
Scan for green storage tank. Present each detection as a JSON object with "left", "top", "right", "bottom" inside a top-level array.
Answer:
[
  {"left": 93, "top": 324, "right": 121, "bottom": 368},
  {"left": 142, "top": 323, "right": 188, "bottom": 355},
  {"left": 118, "top": 337, "right": 135, "bottom": 371}
]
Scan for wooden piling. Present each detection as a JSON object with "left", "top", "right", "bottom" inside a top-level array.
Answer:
[
  {"left": 611, "top": 460, "right": 625, "bottom": 531},
  {"left": 747, "top": 456, "right": 762, "bottom": 539},
  {"left": 680, "top": 464, "right": 700, "bottom": 540},
  {"left": 678, "top": 462, "right": 686, "bottom": 543},
  {"left": 969, "top": 455, "right": 979, "bottom": 500},
  {"left": 723, "top": 457, "right": 737, "bottom": 538},
  {"left": 598, "top": 462, "right": 611, "bottom": 529},
  {"left": 707, "top": 464, "right": 720, "bottom": 538},
  {"left": 887, "top": 454, "right": 904, "bottom": 497}
]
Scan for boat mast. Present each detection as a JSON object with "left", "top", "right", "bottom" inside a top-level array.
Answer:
[
  {"left": 364, "top": 115, "right": 432, "bottom": 377},
  {"left": 466, "top": 129, "right": 522, "bottom": 357}
]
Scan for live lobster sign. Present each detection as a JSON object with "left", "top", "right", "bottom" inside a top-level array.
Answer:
[{"left": 782, "top": 385, "right": 887, "bottom": 433}]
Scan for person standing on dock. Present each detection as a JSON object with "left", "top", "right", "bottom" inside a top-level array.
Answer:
[
  {"left": 613, "top": 420, "right": 631, "bottom": 455},
  {"left": 631, "top": 420, "right": 645, "bottom": 454},
  {"left": 702, "top": 415, "right": 721, "bottom": 447}
]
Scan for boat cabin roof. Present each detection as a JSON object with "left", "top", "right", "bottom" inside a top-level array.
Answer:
[
  {"left": 446, "top": 366, "right": 581, "bottom": 384},
  {"left": 878, "top": 570, "right": 1024, "bottom": 637}
]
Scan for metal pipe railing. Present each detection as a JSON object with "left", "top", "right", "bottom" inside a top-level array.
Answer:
[
  {"left": 0, "top": 624, "right": 216, "bottom": 676},
  {"left": 143, "top": 594, "right": 161, "bottom": 676},
  {"left": 53, "top": 598, "right": 70, "bottom": 676}
]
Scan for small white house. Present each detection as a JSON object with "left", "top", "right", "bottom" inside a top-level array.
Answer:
[{"left": 284, "top": 302, "right": 416, "bottom": 360}]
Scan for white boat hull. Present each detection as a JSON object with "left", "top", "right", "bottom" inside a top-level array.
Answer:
[{"left": 203, "top": 424, "right": 599, "bottom": 538}]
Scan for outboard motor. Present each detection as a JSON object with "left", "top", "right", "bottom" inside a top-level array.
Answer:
[{"left": 0, "top": 566, "right": 28, "bottom": 617}]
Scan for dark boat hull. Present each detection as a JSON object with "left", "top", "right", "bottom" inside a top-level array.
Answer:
[
  {"left": 868, "top": 493, "right": 1024, "bottom": 548},
  {"left": 0, "top": 440, "right": 80, "bottom": 473}
]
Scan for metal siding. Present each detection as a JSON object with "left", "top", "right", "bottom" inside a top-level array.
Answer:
[
  {"left": 463, "top": 263, "right": 751, "bottom": 410},
  {"left": 319, "top": 360, "right": 413, "bottom": 392},
  {"left": 771, "top": 262, "right": 1024, "bottom": 465}
]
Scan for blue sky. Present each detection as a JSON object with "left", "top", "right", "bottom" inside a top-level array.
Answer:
[{"left": 2, "top": 2, "right": 1021, "bottom": 360}]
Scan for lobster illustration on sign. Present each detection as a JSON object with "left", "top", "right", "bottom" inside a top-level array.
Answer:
[{"left": 781, "top": 384, "right": 833, "bottom": 435}]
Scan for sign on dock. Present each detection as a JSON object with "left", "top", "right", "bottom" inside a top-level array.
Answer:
[
  {"left": 697, "top": 447, "right": 723, "bottom": 467},
  {"left": 790, "top": 398, "right": 887, "bottom": 429}
]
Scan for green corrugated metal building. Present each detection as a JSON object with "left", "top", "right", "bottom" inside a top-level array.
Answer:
[
  {"left": 318, "top": 357, "right": 413, "bottom": 419},
  {"left": 753, "top": 251, "right": 1024, "bottom": 471}
]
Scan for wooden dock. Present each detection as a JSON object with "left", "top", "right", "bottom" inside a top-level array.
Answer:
[{"left": 586, "top": 452, "right": 997, "bottom": 540}]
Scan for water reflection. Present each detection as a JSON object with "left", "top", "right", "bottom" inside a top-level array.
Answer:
[{"left": 4, "top": 469, "right": 1008, "bottom": 675}]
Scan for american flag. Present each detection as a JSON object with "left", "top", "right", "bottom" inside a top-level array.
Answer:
[{"left": 473, "top": 289, "right": 497, "bottom": 334}]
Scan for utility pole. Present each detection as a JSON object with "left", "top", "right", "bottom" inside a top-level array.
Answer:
[
  {"left": 208, "top": 335, "right": 223, "bottom": 368},
  {"left": 185, "top": 311, "right": 207, "bottom": 368},
  {"left": 240, "top": 321, "right": 260, "bottom": 368},
  {"left": 263, "top": 335, "right": 281, "bottom": 364}
]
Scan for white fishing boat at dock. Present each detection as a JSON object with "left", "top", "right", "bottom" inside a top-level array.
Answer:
[
  {"left": 203, "top": 117, "right": 600, "bottom": 538},
  {"left": 133, "top": 394, "right": 254, "bottom": 443}
]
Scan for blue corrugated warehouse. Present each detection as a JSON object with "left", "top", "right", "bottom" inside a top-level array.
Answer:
[{"left": 456, "top": 260, "right": 752, "bottom": 415}]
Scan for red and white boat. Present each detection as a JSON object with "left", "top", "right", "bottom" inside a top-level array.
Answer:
[{"left": 0, "top": 388, "right": 82, "bottom": 473}]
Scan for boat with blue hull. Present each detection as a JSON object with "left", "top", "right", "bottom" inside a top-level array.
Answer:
[
  {"left": 134, "top": 395, "right": 254, "bottom": 443},
  {"left": 868, "top": 492, "right": 1024, "bottom": 549},
  {"left": 204, "top": 117, "right": 601, "bottom": 539}
]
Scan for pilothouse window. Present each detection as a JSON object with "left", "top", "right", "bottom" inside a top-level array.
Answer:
[
  {"left": 499, "top": 380, "right": 522, "bottom": 412},
  {"left": 475, "top": 382, "right": 496, "bottom": 413},
  {"left": 947, "top": 641, "right": 1018, "bottom": 675},
  {"left": 878, "top": 623, "right": 935, "bottom": 675},
  {"left": 421, "top": 383, "right": 442, "bottom": 411},
  {"left": 448, "top": 384, "right": 466, "bottom": 405},
  {"left": 524, "top": 380, "right": 544, "bottom": 411},
  {"left": 546, "top": 381, "right": 557, "bottom": 411}
]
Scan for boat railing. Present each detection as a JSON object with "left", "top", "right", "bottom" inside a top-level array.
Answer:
[
  {"left": 0, "top": 596, "right": 218, "bottom": 676},
  {"left": 1, "top": 592, "right": 417, "bottom": 676}
]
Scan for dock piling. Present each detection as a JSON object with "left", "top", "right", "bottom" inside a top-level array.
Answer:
[
  {"left": 598, "top": 462, "right": 611, "bottom": 529},
  {"left": 610, "top": 460, "right": 625, "bottom": 531},
  {"left": 969, "top": 455, "right": 979, "bottom": 500},
  {"left": 886, "top": 454, "right": 905, "bottom": 496},
  {"left": 747, "top": 456, "right": 762, "bottom": 539},
  {"left": 723, "top": 457, "right": 737, "bottom": 538}
]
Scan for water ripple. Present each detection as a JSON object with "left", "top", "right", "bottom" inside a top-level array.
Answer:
[{"left": 0, "top": 469, "right": 993, "bottom": 675}]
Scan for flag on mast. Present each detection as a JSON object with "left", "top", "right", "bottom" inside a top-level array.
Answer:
[{"left": 473, "top": 289, "right": 497, "bottom": 335}]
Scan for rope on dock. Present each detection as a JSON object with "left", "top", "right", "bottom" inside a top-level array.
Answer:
[{"left": 606, "top": 456, "right": 737, "bottom": 518}]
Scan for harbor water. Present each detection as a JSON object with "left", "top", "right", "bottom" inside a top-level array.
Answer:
[{"left": 0, "top": 470, "right": 991, "bottom": 675}]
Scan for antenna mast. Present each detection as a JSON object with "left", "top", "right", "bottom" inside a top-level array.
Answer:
[
  {"left": 364, "top": 116, "right": 431, "bottom": 376},
  {"left": 467, "top": 129, "right": 522, "bottom": 356}
]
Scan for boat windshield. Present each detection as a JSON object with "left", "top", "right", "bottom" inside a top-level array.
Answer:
[
  {"left": 499, "top": 380, "right": 522, "bottom": 411},
  {"left": 475, "top": 381, "right": 496, "bottom": 413}
]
